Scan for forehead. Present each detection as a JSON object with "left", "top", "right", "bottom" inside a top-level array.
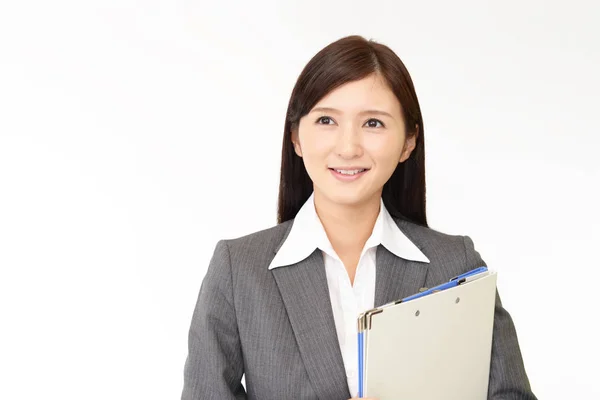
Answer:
[{"left": 311, "top": 74, "right": 401, "bottom": 115}]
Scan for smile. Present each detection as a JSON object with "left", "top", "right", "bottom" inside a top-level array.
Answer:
[{"left": 328, "top": 167, "right": 370, "bottom": 181}]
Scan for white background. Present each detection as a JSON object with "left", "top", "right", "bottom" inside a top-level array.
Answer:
[{"left": 1, "top": 1, "right": 599, "bottom": 399}]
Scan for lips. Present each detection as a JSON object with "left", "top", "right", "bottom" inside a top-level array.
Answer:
[
  {"left": 328, "top": 167, "right": 370, "bottom": 175},
  {"left": 328, "top": 167, "right": 370, "bottom": 181}
]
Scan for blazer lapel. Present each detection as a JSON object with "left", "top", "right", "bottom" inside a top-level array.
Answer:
[
  {"left": 375, "top": 244, "right": 430, "bottom": 307},
  {"left": 271, "top": 250, "right": 351, "bottom": 400}
]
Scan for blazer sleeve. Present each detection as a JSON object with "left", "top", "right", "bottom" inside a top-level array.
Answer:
[
  {"left": 463, "top": 236, "right": 538, "bottom": 400},
  {"left": 181, "top": 240, "right": 247, "bottom": 400}
]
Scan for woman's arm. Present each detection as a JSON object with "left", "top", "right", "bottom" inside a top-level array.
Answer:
[
  {"left": 463, "top": 236, "right": 538, "bottom": 400},
  {"left": 181, "top": 240, "right": 247, "bottom": 400}
]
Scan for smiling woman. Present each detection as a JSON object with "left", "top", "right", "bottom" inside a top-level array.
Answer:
[
  {"left": 181, "top": 35, "right": 537, "bottom": 400},
  {"left": 290, "top": 74, "right": 416, "bottom": 219},
  {"left": 278, "top": 37, "right": 426, "bottom": 228}
]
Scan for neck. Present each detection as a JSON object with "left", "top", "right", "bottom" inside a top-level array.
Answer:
[{"left": 313, "top": 190, "right": 381, "bottom": 253}]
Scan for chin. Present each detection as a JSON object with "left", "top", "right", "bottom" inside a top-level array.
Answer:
[{"left": 319, "top": 190, "right": 376, "bottom": 208}]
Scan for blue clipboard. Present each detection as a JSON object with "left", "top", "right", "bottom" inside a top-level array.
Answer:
[{"left": 400, "top": 266, "right": 488, "bottom": 303}]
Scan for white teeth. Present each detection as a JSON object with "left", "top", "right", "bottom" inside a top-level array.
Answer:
[{"left": 335, "top": 169, "right": 365, "bottom": 175}]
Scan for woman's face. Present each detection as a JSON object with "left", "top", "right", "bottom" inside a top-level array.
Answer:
[{"left": 292, "top": 73, "right": 417, "bottom": 208}]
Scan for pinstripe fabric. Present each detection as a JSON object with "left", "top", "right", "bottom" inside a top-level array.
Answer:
[{"left": 182, "top": 217, "right": 537, "bottom": 400}]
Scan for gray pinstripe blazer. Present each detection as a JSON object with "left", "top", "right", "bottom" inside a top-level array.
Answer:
[{"left": 182, "top": 216, "right": 537, "bottom": 400}]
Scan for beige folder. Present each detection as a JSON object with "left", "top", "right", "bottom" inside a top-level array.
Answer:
[{"left": 359, "top": 271, "right": 498, "bottom": 400}]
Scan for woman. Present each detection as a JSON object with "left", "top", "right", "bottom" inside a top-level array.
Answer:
[{"left": 181, "top": 35, "right": 537, "bottom": 400}]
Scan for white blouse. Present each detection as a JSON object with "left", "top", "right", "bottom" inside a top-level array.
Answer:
[{"left": 268, "top": 193, "right": 429, "bottom": 397}]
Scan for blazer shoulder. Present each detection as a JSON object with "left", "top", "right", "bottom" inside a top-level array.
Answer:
[
  {"left": 395, "top": 218, "right": 480, "bottom": 270},
  {"left": 218, "top": 219, "right": 293, "bottom": 262},
  {"left": 395, "top": 217, "right": 465, "bottom": 248}
]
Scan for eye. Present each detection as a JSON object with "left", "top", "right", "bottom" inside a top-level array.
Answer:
[
  {"left": 364, "top": 118, "right": 385, "bottom": 128},
  {"left": 316, "top": 116, "right": 335, "bottom": 125}
]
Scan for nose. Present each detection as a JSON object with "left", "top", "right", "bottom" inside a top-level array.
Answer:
[{"left": 335, "top": 124, "right": 363, "bottom": 159}]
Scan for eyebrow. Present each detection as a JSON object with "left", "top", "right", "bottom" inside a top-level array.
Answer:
[{"left": 310, "top": 106, "right": 394, "bottom": 119}]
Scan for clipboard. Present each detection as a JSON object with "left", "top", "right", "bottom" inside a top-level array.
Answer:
[{"left": 357, "top": 268, "right": 497, "bottom": 400}]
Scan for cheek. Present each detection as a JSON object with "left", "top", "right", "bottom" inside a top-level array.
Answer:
[
  {"left": 300, "top": 133, "right": 334, "bottom": 161},
  {"left": 365, "top": 137, "right": 404, "bottom": 166}
]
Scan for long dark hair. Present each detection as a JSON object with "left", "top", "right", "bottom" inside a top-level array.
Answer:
[{"left": 277, "top": 35, "right": 427, "bottom": 227}]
